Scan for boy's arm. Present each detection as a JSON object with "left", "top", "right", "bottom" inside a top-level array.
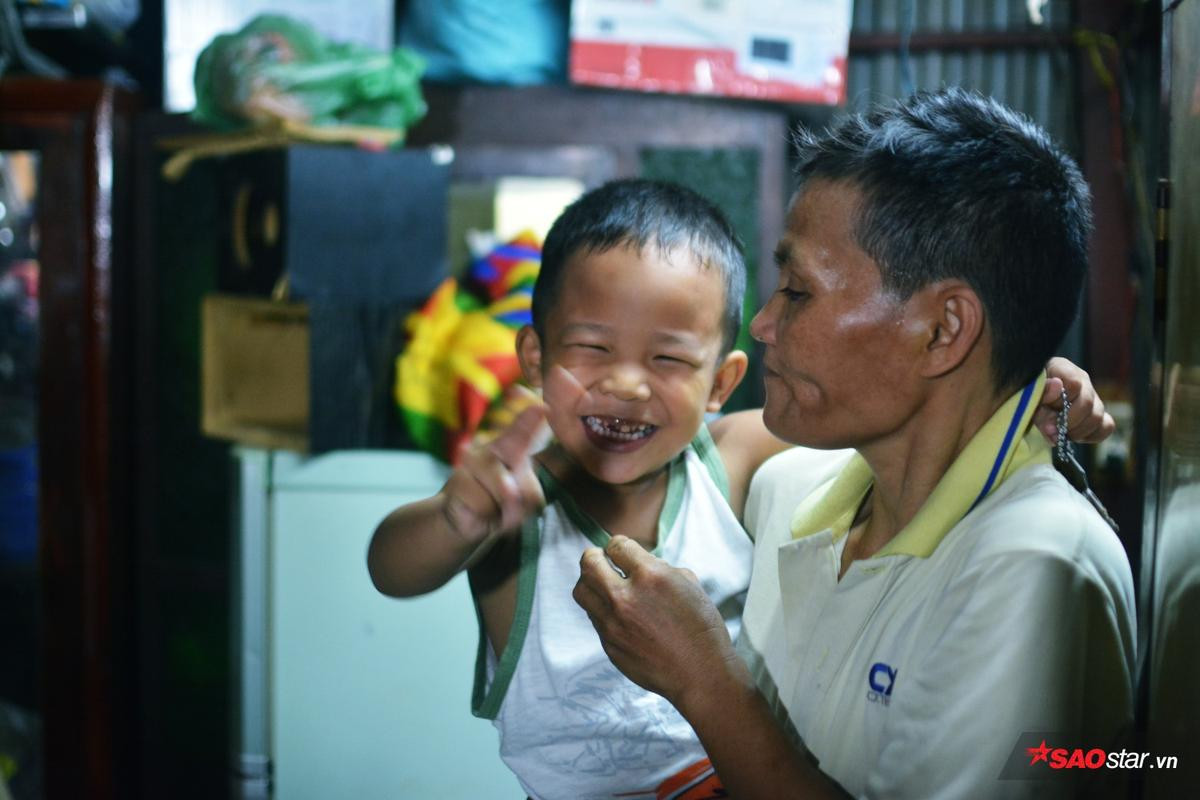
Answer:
[
  {"left": 367, "top": 406, "right": 548, "bottom": 597},
  {"left": 1034, "top": 356, "right": 1117, "bottom": 443},
  {"left": 367, "top": 495, "right": 491, "bottom": 598},
  {"left": 708, "top": 410, "right": 793, "bottom": 519}
]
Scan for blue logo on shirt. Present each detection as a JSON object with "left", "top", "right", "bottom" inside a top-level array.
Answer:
[{"left": 867, "top": 662, "right": 897, "bottom": 706}]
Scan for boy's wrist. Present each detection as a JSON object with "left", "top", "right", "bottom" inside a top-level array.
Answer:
[{"left": 438, "top": 491, "right": 490, "bottom": 549}]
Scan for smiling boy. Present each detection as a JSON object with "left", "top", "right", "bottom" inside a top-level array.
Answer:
[{"left": 370, "top": 179, "right": 775, "bottom": 800}]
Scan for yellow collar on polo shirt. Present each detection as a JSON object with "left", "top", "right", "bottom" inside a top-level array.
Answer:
[{"left": 789, "top": 373, "right": 1052, "bottom": 558}]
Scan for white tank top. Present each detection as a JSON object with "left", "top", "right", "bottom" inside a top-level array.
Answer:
[{"left": 471, "top": 428, "right": 754, "bottom": 800}]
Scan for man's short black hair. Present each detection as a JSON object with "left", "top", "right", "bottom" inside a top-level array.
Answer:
[
  {"left": 793, "top": 87, "right": 1093, "bottom": 393},
  {"left": 533, "top": 178, "right": 746, "bottom": 355}
]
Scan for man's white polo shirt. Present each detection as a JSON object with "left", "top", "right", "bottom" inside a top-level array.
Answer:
[{"left": 738, "top": 376, "right": 1136, "bottom": 798}]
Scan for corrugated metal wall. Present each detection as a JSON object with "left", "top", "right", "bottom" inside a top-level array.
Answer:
[
  {"left": 846, "top": 0, "right": 1077, "bottom": 147},
  {"left": 839, "top": 0, "right": 1088, "bottom": 377},
  {"left": 851, "top": 0, "right": 1071, "bottom": 32}
]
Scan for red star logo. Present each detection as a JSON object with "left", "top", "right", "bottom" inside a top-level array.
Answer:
[{"left": 1027, "top": 739, "right": 1051, "bottom": 765}]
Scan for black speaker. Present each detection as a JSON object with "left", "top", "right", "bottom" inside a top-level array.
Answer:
[{"left": 215, "top": 145, "right": 449, "bottom": 304}]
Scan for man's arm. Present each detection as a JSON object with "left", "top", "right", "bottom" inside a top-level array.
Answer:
[
  {"left": 573, "top": 536, "right": 851, "bottom": 800},
  {"left": 574, "top": 518, "right": 1133, "bottom": 799},
  {"left": 681, "top": 658, "right": 852, "bottom": 800}
]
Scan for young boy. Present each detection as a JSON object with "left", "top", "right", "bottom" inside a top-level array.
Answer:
[{"left": 367, "top": 179, "right": 1110, "bottom": 800}]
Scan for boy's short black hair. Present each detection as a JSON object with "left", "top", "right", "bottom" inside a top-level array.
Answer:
[
  {"left": 533, "top": 178, "right": 746, "bottom": 355},
  {"left": 793, "top": 87, "right": 1093, "bottom": 393}
]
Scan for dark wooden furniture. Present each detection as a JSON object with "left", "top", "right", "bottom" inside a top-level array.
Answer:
[{"left": 0, "top": 78, "right": 138, "bottom": 800}]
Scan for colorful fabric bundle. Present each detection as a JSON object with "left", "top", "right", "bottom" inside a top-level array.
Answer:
[
  {"left": 464, "top": 231, "right": 540, "bottom": 323},
  {"left": 396, "top": 232, "right": 541, "bottom": 463}
]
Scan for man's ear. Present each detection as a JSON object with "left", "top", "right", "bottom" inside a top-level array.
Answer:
[
  {"left": 918, "top": 281, "right": 986, "bottom": 379},
  {"left": 516, "top": 325, "right": 544, "bottom": 387},
  {"left": 706, "top": 350, "right": 749, "bottom": 412}
]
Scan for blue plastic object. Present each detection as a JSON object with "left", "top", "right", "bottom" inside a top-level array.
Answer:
[
  {"left": 398, "top": 0, "right": 568, "bottom": 84},
  {"left": 0, "top": 445, "right": 38, "bottom": 563}
]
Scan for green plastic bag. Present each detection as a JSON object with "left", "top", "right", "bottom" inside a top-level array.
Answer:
[{"left": 193, "top": 14, "right": 427, "bottom": 135}]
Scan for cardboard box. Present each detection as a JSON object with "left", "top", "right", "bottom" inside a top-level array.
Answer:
[
  {"left": 202, "top": 294, "right": 418, "bottom": 453},
  {"left": 570, "top": 0, "right": 852, "bottom": 104},
  {"left": 202, "top": 294, "right": 310, "bottom": 452}
]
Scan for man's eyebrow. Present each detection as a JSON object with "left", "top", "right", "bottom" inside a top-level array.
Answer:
[{"left": 773, "top": 242, "right": 793, "bottom": 270}]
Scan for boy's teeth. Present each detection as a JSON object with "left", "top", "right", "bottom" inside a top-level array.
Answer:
[{"left": 584, "top": 415, "right": 655, "bottom": 441}]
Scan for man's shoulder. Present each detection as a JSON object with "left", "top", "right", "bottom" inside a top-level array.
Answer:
[
  {"left": 750, "top": 446, "right": 855, "bottom": 495},
  {"left": 744, "top": 447, "right": 855, "bottom": 540},
  {"left": 952, "top": 462, "right": 1132, "bottom": 596}
]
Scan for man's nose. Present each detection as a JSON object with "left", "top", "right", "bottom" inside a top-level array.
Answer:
[
  {"left": 598, "top": 365, "right": 651, "bottom": 402},
  {"left": 750, "top": 296, "right": 778, "bottom": 345}
]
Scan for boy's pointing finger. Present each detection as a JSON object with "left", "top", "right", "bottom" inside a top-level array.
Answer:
[
  {"left": 547, "top": 365, "right": 591, "bottom": 413},
  {"left": 489, "top": 404, "right": 550, "bottom": 467}
]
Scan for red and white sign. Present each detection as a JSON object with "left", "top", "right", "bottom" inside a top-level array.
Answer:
[{"left": 570, "top": 0, "right": 852, "bottom": 104}]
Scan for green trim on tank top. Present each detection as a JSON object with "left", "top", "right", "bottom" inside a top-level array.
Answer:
[{"left": 471, "top": 513, "right": 541, "bottom": 720}]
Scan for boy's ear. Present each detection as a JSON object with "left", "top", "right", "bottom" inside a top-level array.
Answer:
[
  {"left": 516, "top": 325, "right": 544, "bottom": 388},
  {"left": 706, "top": 350, "right": 749, "bottom": 413}
]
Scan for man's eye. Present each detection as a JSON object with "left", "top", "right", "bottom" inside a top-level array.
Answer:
[{"left": 779, "top": 287, "right": 809, "bottom": 302}]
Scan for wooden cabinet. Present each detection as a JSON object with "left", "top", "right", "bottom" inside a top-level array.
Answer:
[{"left": 0, "top": 78, "right": 138, "bottom": 800}]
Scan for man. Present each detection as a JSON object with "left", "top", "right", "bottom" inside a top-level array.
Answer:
[{"left": 573, "top": 88, "right": 1136, "bottom": 798}]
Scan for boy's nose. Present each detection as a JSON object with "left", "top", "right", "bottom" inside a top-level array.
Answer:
[
  {"left": 598, "top": 366, "right": 651, "bottom": 402},
  {"left": 750, "top": 297, "right": 778, "bottom": 345}
]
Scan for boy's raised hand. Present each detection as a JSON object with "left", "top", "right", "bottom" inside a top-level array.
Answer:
[
  {"left": 540, "top": 363, "right": 592, "bottom": 423},
  {"left": 1035, "top": 357, "right": 1116, "bottom": 444},
  {"left": 441, "top": 403, "right": 551, "bottom": 545},
  {"left": 439, "top": 365, "right": 592, "bottom": 544}
]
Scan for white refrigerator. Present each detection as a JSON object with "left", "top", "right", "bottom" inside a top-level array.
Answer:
[{"left": 232, "top": 448, "right": 522, "bottom": 799}]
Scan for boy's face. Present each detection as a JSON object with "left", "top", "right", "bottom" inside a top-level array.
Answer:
[{"left": 518, "top": 243, "right": 746, "bottom": 487}]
